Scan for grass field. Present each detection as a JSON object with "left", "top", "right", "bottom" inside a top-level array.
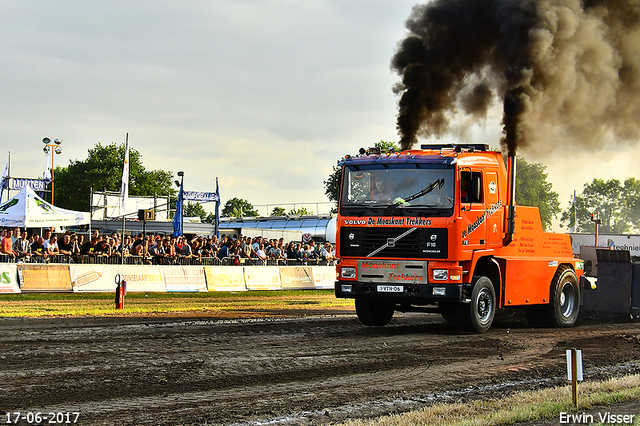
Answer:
[
  {"left": 339, "top": 375, "right": 640, "bottom": 426},
  {"left": 0, "top": 290, "right": 354, "bottom": 318}
]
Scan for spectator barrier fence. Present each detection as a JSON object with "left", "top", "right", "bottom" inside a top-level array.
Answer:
[{"left": 0, "top": 260, "right": 337, "bottom": 294}]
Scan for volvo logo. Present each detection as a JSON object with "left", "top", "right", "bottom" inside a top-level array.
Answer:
[
  {"left": 430, "top": 234, "right": 437, "bottom": 242},
  {"left": 349, "top": 233, "right": 355, "bottom": 240},
  {"left": 387, "top": 238, "right": 396, "bottom": 247}
]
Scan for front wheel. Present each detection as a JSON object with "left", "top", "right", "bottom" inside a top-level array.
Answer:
[
  {"left": 355, "top": 298, "right": 395, "bottom": 327},
  {"left": 456, "top": 276, "right": 496, "bottom": 333}
]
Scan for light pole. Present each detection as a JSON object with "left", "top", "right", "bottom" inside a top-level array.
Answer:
[
  {"left": 591, "top": 212, "right": 602, "bottom": 247},
  {"left": 43, "top": 137, "right": 62, "bottom": 205}
]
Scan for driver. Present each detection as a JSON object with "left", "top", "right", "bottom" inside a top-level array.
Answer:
[
  {"left": 369, "top": 175, "right": 394, "bottom": 201},
  {"left": 460, "top": 172, "right": 470, "bottom": 202}
]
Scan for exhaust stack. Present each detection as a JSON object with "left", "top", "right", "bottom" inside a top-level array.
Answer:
[{"left": 503, "top": 155, "right": 516, "bottom": 246}]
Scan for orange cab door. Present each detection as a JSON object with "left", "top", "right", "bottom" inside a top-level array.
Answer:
[
  {"left": 484, "top": 171, "right": 503, "bottom": 247},
  {"left": 460, "top": 170, "right": 487, "bottom": 248}
]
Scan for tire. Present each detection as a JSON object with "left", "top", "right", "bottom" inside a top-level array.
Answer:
[
  {"left": 550, "top": 267, "right": 580, "bottom": 327},
  {"left": 355, "top": 298, "right": 394, "bottom": 327},
  {"left": 456, "top": 276, "right": 496, "bottom": 333},
  {"left": 525, "top": 267, "right": 580, "bottom": 328}
]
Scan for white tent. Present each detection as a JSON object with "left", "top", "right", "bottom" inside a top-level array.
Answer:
[{"left": 0, "top": 185, "right": 90, "bottom": 228}]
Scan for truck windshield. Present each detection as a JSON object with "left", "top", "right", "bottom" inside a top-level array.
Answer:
[{"left": 340, "top": 165, "right": 455, "bottom": 216}]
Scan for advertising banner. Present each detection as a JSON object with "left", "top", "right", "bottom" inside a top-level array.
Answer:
[
  {"left": 118, "top": 265, "right": 165, "bottom": 292},
  {"left": 70, "top": 265, "right": 118, "bottom": 292},
  {"left": 163, "top": 266, "right": 207, "bottom": 292},
  {"left": 312, "top": 266, "right": 336, "bottom": 289},
  {"left": 570, "top": 233, "right": 640, "bottom": 257},
  {"left": 0, "top": 264, "right": 20, "bottom": 293},
  {"left": 280, "top": 266, "right": 315, "bottom": 290},
  {"left": 5, "top": 264, "right": 336, "bottom": 294},
  {"left": 9, "top": 178, "right": 48, "bottom": 191},
  {"left": 18, "top": 264, "right": 72, "bottom": 292},
  {"left": 205, "top": 266, "right": 247, "bottom": 292},
  {"left": 183, "top": 191, "right": 220, "bottom": 202},
  {"left": 244, "top": 266, "right": 282, "bottom": 291}
]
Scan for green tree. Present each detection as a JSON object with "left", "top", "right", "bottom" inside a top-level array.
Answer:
[
  {"left": 512, "top": 156, "right": 560, "bottom": 231},
  {"left": 270, "top": 206, "right": 286, "bottom": 217},
  {"left": 324, "top": 141, "right": 399, "bottom": 208},
  {"left": 622, "top": 177, "right": 640, "bottom": 231},
  {"left": 323, "top": 163, "right": 342, "bottom": 211},
  {"left": 289, "top": 207, "right": 311, "bottom": 215},
  {"left": 561, "top": 178, "right": 639, "bottom": 233},
  {"left": 204, "top": 212, "right": 217, "bottom": 224},
  {"left": 183, "top": 202, "right": 207, "bottom": 221},
  {"left": 221, "top": 197, "right": 258, "bottom": 217},
  {"left": 54, "top": 142, "right": 175, "bottom": 211}
]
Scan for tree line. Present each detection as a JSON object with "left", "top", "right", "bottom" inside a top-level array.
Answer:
[
  {"left": 51, "top": 142, "right": 638, "bottom": 233},
  {"left": 51, "top": 143, "right": 313, "bottom": 221}
]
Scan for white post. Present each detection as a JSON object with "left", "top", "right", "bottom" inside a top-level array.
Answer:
[{"left": 566, "top": 349, "right": 583, "bottom": 406}]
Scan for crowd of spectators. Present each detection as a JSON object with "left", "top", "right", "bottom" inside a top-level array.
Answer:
[{"left": 0, "top": 227, "right": 336, "bottom": 266}]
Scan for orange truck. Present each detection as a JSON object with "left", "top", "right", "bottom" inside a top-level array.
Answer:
[{"left": 334, "top": 144, "right": 584, "bottom": 332}]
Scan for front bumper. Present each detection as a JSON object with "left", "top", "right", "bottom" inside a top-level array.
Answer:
[{"left": 335, "top": 280, "right": 463, "bottom": 303}]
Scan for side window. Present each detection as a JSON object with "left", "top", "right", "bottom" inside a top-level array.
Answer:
[
  {"left": 460, "top": 171, "right": 483, "bottom": 203},
  {"left": 470, "top": 172, "right": 482, "bottom": 203}
]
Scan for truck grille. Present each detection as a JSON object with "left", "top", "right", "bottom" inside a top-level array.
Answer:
[{"left": 339, "top": 227, "right": 448, "bottom": 259}]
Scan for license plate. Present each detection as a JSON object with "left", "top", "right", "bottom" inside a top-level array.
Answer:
[{"left": 377, "top": 285, "right": 403, "bottom": 293}]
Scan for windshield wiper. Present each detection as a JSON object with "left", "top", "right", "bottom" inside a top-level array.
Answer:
[{"left": 399, "top": 178, "right": 445, "bottom": 203}]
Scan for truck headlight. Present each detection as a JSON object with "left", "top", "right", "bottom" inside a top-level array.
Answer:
[
  {"left": 341, "top": 267, "right": 356, "bottom": 279},
  {"left": 432, "top": 269, "right": 448, "bottom": 281}
]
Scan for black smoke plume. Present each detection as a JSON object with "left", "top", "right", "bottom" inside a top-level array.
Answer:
[{"left": 391, "top": 0, "right": 640, "bottom": 156}]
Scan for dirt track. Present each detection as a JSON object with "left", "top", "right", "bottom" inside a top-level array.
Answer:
[{"left": 1, "top": 310, "right": 640, "bottom": 426}]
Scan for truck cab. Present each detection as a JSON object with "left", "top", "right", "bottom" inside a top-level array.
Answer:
[{"left": 335, "top": 144, "right": 583, "bottom": 332}]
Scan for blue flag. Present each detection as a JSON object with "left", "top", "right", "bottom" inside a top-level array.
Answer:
[
  {"left": 214, "top": 177, "right": 220, "bottom": 238},
  {"left": 0, "top": 156, "right": 8, "bottom": 203},
  {"left": 173, "top": 184, "right": 183, "bottom": 237}
]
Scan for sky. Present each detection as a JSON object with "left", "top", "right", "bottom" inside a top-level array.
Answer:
[{"left": 1, "top": 1, "right": 638, "bottom": 229}]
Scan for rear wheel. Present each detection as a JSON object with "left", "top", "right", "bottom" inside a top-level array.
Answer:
[
  {"left": 526, "top": 267, "right": 580, "bottom": 328},
  {"left": 551, "top": 267, "right": 580, "bottom": 327},
  {"left": 355, "top": 298, "right": 395, "bottom": 326},
  {"left": 456, "top": 276, "right": 496, "bottom": 333}
]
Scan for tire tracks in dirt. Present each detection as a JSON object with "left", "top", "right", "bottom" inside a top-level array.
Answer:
[{"left": 1, "top": 314, "right": 639, "bottom": 425}]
